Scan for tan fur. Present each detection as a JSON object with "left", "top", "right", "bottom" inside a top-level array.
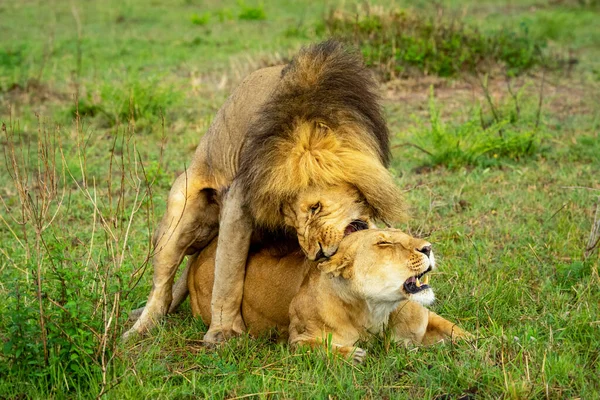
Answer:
[
  {"left": 123, "top": 41, "right": 405, "bottom": 342},
  {"left": 188, "top": 229, "right": 470, "bottom": 362},
  {"left": 188, "top": 240, "right": 308, "bottom": 336}
]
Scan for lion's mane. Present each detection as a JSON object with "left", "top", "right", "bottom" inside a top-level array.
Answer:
[{"left": 237, "top": 40, "right": 405, "bottom": 228}]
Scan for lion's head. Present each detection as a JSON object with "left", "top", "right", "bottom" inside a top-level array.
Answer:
[
  {"left": 319, "top": 229, "right": 436, "bottom": 306},
  {"left": 241, "top": 120, "right": 406, "bottom": 260},
  {"left": 237, "top": 41, "right": 406, "bottom": 261},
  {"left": 282, "top": 184, "right": 374, "bottom": 260}
]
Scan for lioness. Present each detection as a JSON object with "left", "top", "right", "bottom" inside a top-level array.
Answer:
[
  {"left": 124, "top": 41, "right": 406, "bottom": 342},
  {"left": 189, "top": 229, "right": 470, "bottom": 362}
]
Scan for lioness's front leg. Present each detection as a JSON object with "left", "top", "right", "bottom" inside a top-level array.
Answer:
[
  {"left": 203, "top": 181, "right": 253, "bottom": 343},
  {"left": 123, "top": 170, "right": 219, "bottom": 340}
]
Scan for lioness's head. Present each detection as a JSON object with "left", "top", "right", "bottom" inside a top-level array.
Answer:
[{"left": 319, "top": 229, "right": 435, "bottom": 306}]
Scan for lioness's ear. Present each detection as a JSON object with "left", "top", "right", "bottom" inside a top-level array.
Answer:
[{"left": 318, "top": 255, "right": 353, "bottom": 279}]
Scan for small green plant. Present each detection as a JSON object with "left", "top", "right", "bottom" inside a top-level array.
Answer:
[
  {"left": 67, "top": 79, "right": 181, "bottom": 131},
  {"left": 0, "top": 115, "right": 155, "bottom": 396},
  {"left": 238, "top": 1, "right": 266, "bottom": 21},
  {"left": 190, "top": 12, "right": 210, "bottom": 26},
  {"left": 323, "top": 5, "right": 550, "bottom": 79},
  {"left": 214, "top": 8, "right": 234, "bottom": 22},
  {"left": 3, "top": 241, "right": 107, "bottom": 386},
  {"left": 409, "top": 86, "right": 541, "bottom": 168}
]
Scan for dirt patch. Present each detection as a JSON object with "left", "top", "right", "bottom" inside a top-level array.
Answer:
[
  {"left": 383, "top": 73, "right": 595, "bottom": 120},
  {"left": 1, "top": 79, "right": 70, "bottom": 106},
  {"left": 384, "top": 76, "right": 480, "bottom": 115}
]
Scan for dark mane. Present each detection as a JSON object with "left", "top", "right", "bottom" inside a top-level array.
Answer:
[{"left": 239, "top": 40, "right": 389, "bottom": 170}]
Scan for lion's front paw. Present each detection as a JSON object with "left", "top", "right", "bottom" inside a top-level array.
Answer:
[
  {"left": 122, "top": 309, "right": 157, "bottom": 342},
  {"left": 122, "top": 326, "right": 142, "bottom": 342},
  {"left": 203, "top": 309, "right": 246, "bottom": 347}
]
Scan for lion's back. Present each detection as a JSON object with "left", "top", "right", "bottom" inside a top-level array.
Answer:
[{"left": 192, "top": 65, "right": 285, "bottom": 186}]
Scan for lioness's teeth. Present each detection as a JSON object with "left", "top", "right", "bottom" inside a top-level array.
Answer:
[
  {"left": 423, "top": 275, "right": 430, "bottom": 285},
  {"left": 415, "top": 278, "right": 421, "bottom": 287}
]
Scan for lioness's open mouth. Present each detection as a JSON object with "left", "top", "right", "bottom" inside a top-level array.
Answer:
[
  {"left": 344, "top": 220, "right": 369, "bottom": 236},
  {"left": 403, "top": 266, "right": 432, "bottom": 294}
]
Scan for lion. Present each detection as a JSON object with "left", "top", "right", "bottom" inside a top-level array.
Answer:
[
  {"left": 188, "top": 229, "right": 470, "bottom": 362},
  {"left": 123, "top": 41, "right": 406, "bottom": 342}
]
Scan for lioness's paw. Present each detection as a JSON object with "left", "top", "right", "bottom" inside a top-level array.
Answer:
[
  {"left": 351, "top": 347, "right": 367, "bottom": 364},
  {"left": 337, "top": 346, "right": 367, "bottom": 364},
  {"left": 451, "top": 326, "right": 473, "bottom": 341}
]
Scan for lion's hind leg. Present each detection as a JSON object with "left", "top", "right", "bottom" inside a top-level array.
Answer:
[
  {"left": 123, "top": 170, "right": 220, "bottom": 340},
  {"left": 128, "top": 262, "right": 192, "bottom": 323}
]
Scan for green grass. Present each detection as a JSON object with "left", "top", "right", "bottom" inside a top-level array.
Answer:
[
  {"left": 1, "top": 0, "right": 599, "bottom": 398},
  {"left": 323, "top": 4, "right": 551, "bottom": 79},
  {"left": 408, "top": 84, "right": 543, "bottom": 169},
  {"left": 238, "top": 2, "right": 268, "bottom": 21}
]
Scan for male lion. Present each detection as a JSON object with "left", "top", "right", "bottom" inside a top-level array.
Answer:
[
  {"left": 189, "top": 229, "right": 470, "bottom": 363},
  {"left": 124, "top": 41, "right": 405, "bottom": 342}
]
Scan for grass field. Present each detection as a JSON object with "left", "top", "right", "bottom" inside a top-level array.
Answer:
[{"left": 1, "top": 0, "right": 599, "bottom": 398}]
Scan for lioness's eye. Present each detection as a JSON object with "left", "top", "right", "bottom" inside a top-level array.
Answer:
[
  {"left": 310, "top": 202, "right": 321, "bottom": 214},
  {"left": 376, "top": 241, "right": 393, "bottom": 246}
]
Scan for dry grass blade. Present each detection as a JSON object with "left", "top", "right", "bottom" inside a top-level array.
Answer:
[
  {"left": 0, "top": 97, "right": 156, "bottom": 397},
  {"left": 584, "top": 197, "right": 600, "bottom": 259}
]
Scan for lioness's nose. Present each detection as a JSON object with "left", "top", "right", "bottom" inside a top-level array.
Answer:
[{"left": 416, "top": 244, "right": 432, "bottom": 257}]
